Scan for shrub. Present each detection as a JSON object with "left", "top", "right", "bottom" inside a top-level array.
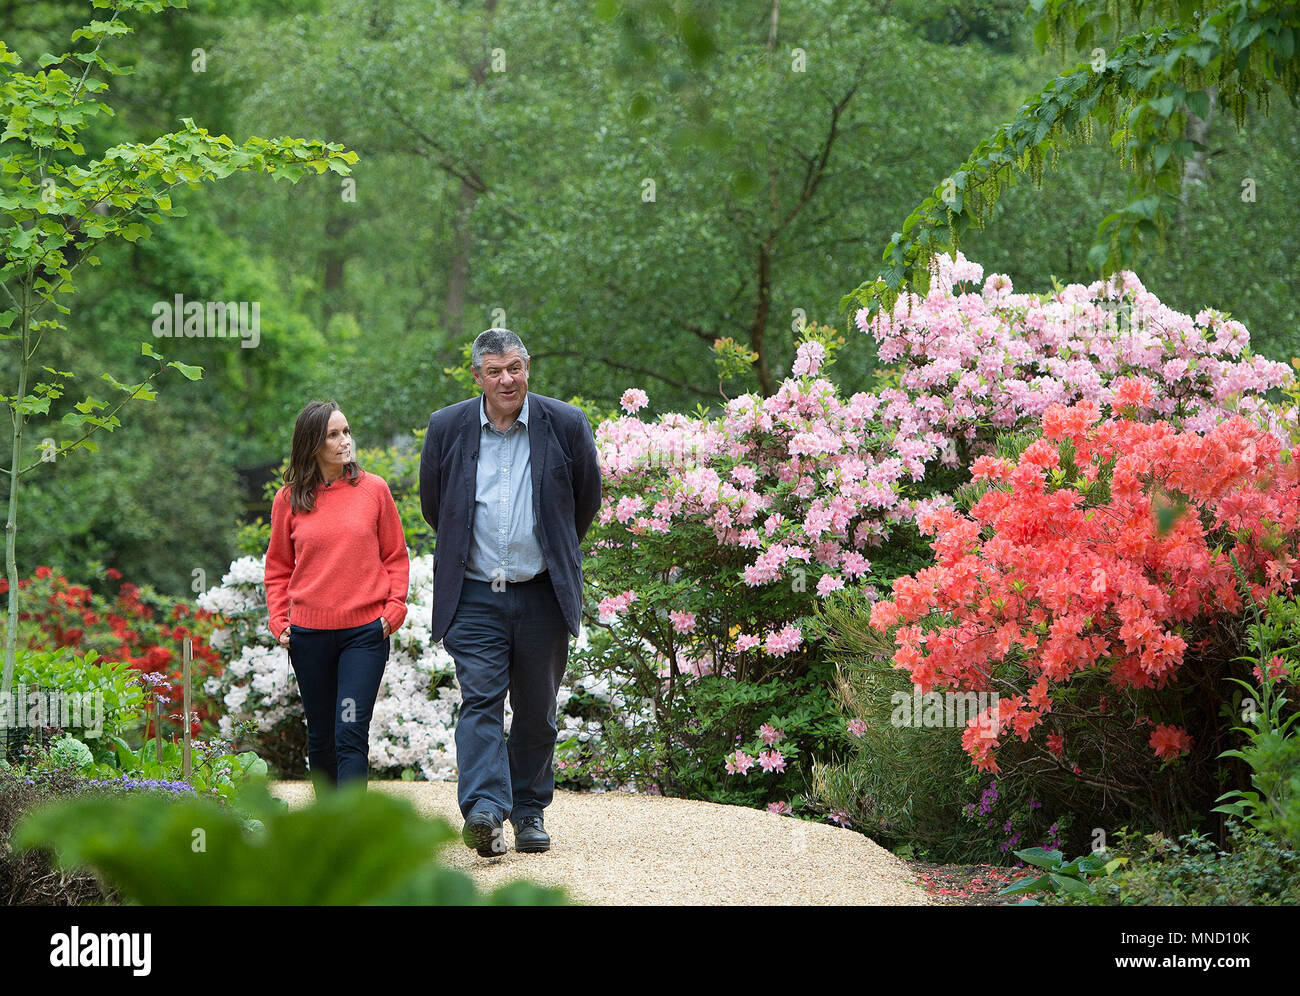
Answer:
[
  {"left": 1045, "top": 822, "right": 1300, "bottom": 906},
  {"left": 853, "top": 250, "right": 1295, "bottom": 444},
  {"left": 809, "top": 592, "right": 1070, "bottom": 861},
  {"left": 581, "top": 254, "right": 1295, "bottom": 817},
  {"left": 0, "top": 768, "right": 110, "bottom": 906},
  {"left": 0, "top": 566, "right": 224, "bottom": 739},
  {"left": 2, "top": 646, "right": 145, "bottom": 762},
  {"left": 1213, "top": 590, "right": 1300, "bottom": 847},
  {"left": 866, "top": 395, "right": 1300, "bottom": 835}
]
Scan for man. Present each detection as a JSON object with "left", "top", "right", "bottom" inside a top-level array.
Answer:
[{"left": 419, "top": 328, "right": 602, "bottom": 856}]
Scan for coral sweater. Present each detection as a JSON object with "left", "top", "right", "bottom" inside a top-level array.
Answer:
[{"left": 264, "top": 471, "right": 410, "bottom": 641}]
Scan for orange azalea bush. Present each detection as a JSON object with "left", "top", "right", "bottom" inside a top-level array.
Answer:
[{"left": 868, "top": 379, "right": 1299, "bottom": 822}]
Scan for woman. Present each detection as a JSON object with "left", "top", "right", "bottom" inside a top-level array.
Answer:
[{"left": 264, "top": 400, "right": 409, "bottom": 790}]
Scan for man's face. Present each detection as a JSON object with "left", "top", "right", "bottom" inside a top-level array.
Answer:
[{"left": 473, "top": 349, "right": 529, "bottom": 416}]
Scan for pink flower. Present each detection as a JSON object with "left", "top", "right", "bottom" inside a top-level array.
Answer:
[
  {"left": 669, "top": 610, "right": 697, "bottom": 635},
  {"left": 764, "top": 624, "right": 803, "bottom": 658},
  {"left": 614, "top": 495, "right": 644, "bottom": 524},
  {"left": 983, "top": 273, "right": 1013, "bottom": 298},
  {"left": 758, "top": 749, "right": 787, "bottom": 773},
  {"left": 847, "top": 718, "right": 867, "bottom": 737},
  {"left": 759, "top": 723, "right": 782, "bottom": 746},
  {"left": 767, "top": 801, "right": 793, "bottom": 816},
  {"left": 620, "top": 388, "right": 649, "bottom": 414},
  {"left": 725, "top": 750, "right": 756, "bottom": 776},
  {"left": 792, "top": 341, "right": 827, "bottom": 377},
  {"left": 827, "top": 809, "right": 852, "bottom": 828},
  {"left": 816, "top": 573, "right": 845, "bottom": 596},
  {"left": 736, "top": 633, "right": 760, "bottom": 652},
  {"left": 841, "top": 551, "right": 872, "bottom": 577},
  {"left": 597, "top": 589, "right": 638, "bottom": 623},
  {"left": 1253, "top": 655, "right": 1290, "bottom": 684}
]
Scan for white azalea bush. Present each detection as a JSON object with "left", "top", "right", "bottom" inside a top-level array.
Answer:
[{"left": 198, "top": 554, "right": 640, "bottom": 784}]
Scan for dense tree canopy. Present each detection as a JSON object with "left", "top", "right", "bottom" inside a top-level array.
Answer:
[{"left": 3, "top": 0, "right": 1295, "bottom": 597}]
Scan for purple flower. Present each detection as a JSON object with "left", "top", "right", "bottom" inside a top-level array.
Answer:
[{"left": 84, "top": 775, "right": 195, "bottom": 794}]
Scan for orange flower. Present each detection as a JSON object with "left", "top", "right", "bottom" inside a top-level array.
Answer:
[{"left": 1149, "top": 724, "right": 1193, "bottom": 761}]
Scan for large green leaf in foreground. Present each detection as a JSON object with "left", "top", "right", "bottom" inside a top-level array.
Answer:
[{"left": 15, "top": 783, "right": 566, "bottom": 906}]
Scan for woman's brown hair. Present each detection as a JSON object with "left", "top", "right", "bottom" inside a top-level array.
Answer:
[{"left": 284, "top": 400, "right": 360, "bottom": 513}]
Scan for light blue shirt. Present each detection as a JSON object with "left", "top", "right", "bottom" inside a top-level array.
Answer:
[{"left": 465, "top": 393, "right": 547, "bottom": 583}]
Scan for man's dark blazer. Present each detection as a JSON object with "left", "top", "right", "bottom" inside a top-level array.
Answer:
[{"left": 418, "top": 391, "right": 602, "bottom": 643}]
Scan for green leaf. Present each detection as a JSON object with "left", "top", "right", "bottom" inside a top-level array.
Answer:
[
  {"left": 1127, "top": 195, "right": 1162, "bottom": 220},
  {"left": 14, "top": 396, "right": 51, "bottom": 415},
  {"left": 168, "top": 360, "right": 203, "bottom": 381},
  {"left": 1012, "top": 846, "right": 1064, "bottom": 870},
  {"left": 998, "top": 873, "right": 1052, "bottom": 895},
  {"left": 1050, "top": 872, "right": 1092, "bottom": 895},
  {"left": 13, "top": 783, "right": 566, "bottom": 905}
]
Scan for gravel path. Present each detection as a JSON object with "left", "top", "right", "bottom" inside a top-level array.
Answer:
[{"left": 270, "top": 780, "right": 933, "bottom": 905}]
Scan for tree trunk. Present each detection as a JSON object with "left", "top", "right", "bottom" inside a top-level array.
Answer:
[
  {"left": 321, "top": 209, "right": 356, "bottom": 329},
  {"left": 1179, "top": 84, "right": 1218, "bottom": 225},
  {"left": 3, "top": 292, "right": 29, "bottom": 697}
]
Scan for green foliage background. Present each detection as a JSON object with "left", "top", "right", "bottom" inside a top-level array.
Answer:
[{"left": 3, "top": 0, "right": 1296, "bottom": 595}]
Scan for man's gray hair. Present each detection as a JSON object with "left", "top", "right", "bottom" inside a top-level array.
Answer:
[{"left": 472, "top": 328, "right": 529, "bottom": 371}]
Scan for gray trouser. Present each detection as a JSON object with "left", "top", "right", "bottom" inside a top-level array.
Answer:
[{"left": 442, "top": 573, "right": 570, "bottom": 823}]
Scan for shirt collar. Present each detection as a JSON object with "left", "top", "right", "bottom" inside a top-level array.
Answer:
[{"left": 480, "top": 392, "right": 529, "bottom": 431}]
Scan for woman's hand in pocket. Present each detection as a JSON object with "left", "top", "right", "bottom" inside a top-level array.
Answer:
[{"left": 278, "top": 628, "right": 291, "bottom": 648}]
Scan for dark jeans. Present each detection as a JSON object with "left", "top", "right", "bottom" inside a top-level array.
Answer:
[
  {"left": 442, "top": 574, "right": 570, "bottom": 824},
  {"left": 288, "top": 617, "right": 389, "bottom": 789}
]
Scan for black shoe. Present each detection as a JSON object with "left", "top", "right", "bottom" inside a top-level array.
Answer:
[
  {"left": 462, "top": 811, "right": 506, "bottom": 857},
  {"left": 512, "top": 814, "right": 550, "bottom": 853}
]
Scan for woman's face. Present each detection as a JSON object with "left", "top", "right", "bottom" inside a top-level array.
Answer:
[{"left": 316, "top": 409, "right": 353, "bottom": 478}]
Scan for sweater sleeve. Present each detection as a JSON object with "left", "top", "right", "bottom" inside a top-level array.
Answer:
[
  {"left": 264, "top": 488, "right": 295, "bottom": 641},
  {"left": 375, "top": 476, "right": 410, "bottom": 633}
]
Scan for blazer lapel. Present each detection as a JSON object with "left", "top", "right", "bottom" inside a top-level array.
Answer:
[
  {"left": 462, "top": 397, "right": 479, "bottom": 526},
  {"left": 528, "top": 396, "right": 549, "bottom": 517}
]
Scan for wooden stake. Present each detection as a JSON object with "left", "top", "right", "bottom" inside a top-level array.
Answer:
[
  {"left": 155, "top": 695, "right": 163, "bottom": 764},
  {"left": 182, "top": 637, "right": 192, "bottom": 780}
]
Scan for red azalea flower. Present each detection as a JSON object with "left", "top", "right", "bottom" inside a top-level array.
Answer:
[{"left": 1150, "top": 724, "right": 1193, "bottom": 761}]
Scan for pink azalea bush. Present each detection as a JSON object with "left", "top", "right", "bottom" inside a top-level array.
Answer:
[
  {"left": 578, "top": 252, "right": 1296, "bottom": 822},
  {"left": 856, "top": 250, "right": 1295, "bottom": 445}
]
